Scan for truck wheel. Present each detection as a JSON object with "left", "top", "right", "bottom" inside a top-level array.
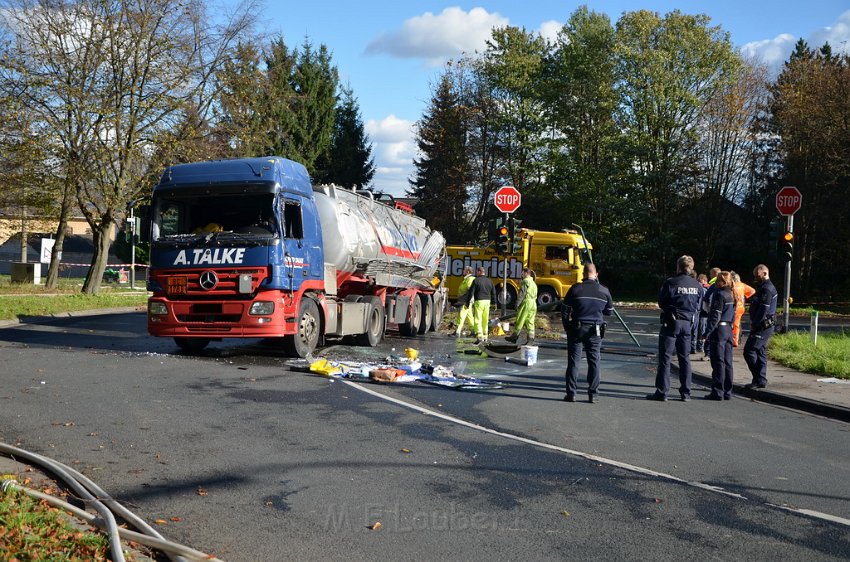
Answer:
[
  {"left": 356, "top": 296, "right": 385, "bottom": 347},
  {"left": 284, "top": 298, "right": 321, "bottom": 358},
  {"left": 430, "top": 293, "right": 445, "bottom": 331},
  {"left": 537, "top": 287, "right": 559, "bottom": 308},
  {"left": 399, "top": 294, "right": 422, "bottom": 337},
  {"left": 417, "top": 294, "right": 432, "bottom": 334},
  {"left": 174, "top": 337, "right": 209, "bottom": 353},
  {"left": 496, "top": 285, "right": 518, "bottom": 309}
]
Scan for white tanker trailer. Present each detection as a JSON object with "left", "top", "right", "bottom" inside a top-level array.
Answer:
[{"left": 145, "top": 156, "right": 447, "bottom": 357}]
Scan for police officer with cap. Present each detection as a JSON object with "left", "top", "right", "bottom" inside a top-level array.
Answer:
[
  {"left": 647, "top": 255, "right": 703, "bottom": 402},
  {"left": 561, "top": 262, "right": 614, "bottom": 403}
]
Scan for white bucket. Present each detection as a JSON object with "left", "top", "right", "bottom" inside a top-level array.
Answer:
[
  {"left": 521, "top": 345, "right": 538, "bottom": 366},
  {"left": 500, "top": 321, "right": 510, "bottom": 332}
]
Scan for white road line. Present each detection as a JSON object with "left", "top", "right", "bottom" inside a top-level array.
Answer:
[{"left": 343, "top": 379, "right": 850, "bottom": 529}]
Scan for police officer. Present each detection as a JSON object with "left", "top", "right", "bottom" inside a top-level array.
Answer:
[
  {"left": 704, "top": 271, "right": 736, "bottom": 400},
  {"left": 743, "top": 264, "right": 778, "bottom": 389},
  {"left": 561, "top": 263, "right": 614, "bottom": 404},
  {"left": 647, "top": 255, "right": 703, "bottom": 402}
]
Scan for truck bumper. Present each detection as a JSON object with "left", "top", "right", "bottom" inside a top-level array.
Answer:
[{"left": 147, "top": 294, "right": 297, "bottom": 338}]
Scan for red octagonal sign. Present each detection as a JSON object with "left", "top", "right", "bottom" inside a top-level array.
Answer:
[
  {"left": 494, "top": 185, "right": 521, "bottom": 213},
  {"left": 776, "top": 186, "right": 802, "bottom": 216}
]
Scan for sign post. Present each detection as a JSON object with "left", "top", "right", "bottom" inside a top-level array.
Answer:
[
  {"left": 494, "top": 186, "right": 522, "bottom": 318},
  {"left": 776, "top": 186, "right": 802, "bottom": 332}
]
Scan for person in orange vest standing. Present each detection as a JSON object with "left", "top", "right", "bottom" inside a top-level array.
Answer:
[{"left": 730, "top": 271, "right": 755, "bottom": 347}]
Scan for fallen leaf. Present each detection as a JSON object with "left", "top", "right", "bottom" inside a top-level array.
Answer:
[
  {"left": 401, "top": 448, "right": 411, "bottom": 454},
  {"left": 197, "top": 487, "right": 208, "bottom": 496},
  {"left": 88, "top": 432, "right": 98, "bottom": 437},
  {"left": 154, "top": 519, "right": 167, "bottom": 525},
  {"left": 368, "top": 521, "right": 382, "bottom": 531},
  {"left": 561, "top": 510, "right": 570, "bottom": 517},
  {"left": 264, "top": 500, "right": 273, "bottom": 507},
  {"left": 654, "top": 498, "right": 664, "bottom": 504},
  {"left": 170, "top": 516, "right": 183, "bottom": 522}
]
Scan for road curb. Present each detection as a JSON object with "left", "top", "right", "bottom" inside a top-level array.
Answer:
[{"left": 690, "top": 371, "right": 850, "bottom": 423}]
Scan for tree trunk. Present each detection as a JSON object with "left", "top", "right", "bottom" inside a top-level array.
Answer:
[
  {"left": 81, "top": 219, "right": 113, "bottom": 295},
  {"left": 44, "top": 219, "right": 69, "bottom": 289}
]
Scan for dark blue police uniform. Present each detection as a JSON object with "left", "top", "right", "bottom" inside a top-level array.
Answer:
[
  {"left": 743, "top": 278, "right": 778, "bottom": 387},
  {"left": 561, "top": 278, "right": 614, "bottom": 402},
  {"left": 648, "top": 272, "right": 702, "bottom": 401},
  {"left": 705, "top": 287, "right": 735, "bottom": 400}
]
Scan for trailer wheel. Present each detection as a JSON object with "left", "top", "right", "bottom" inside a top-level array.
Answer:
[
  {"left": 399, "top": 293, "right": 422, "bottom": 337},
  {"left": 356, "top": 296, "right": 385, "bottom": 347},
  {"left": 417, "top": 293, "right": 433, "bottom": 334},
  {"left": 284, "top": 298, "right": 321, "bottom": 358},
  {"left": 537, "top": 286, "right": 559, "bottom": 308},
  {"left": 174, "top": 337, "right": 209, "bottom": 353},
  {"left": 430, "top": 293, "right": 445, "bottom": 331}
]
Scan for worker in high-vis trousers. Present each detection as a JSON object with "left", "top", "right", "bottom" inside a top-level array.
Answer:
[
  {"left": 455, "top": 266, "right": 475, "bottom": 337},
  {"left": 507, "top": 268, "right": 538, "bottom": 344},
  {"left": 463, "top": 266, "right": 497, "bottom": 344}
]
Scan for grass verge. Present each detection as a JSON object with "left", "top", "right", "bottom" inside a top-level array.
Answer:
[
  {"left": 770, "top": 331, "right": 850, "bottom": 379},
  {"left": 0, "top": 275, "right": 148, "bottom": 321},
  {"left": 0, "top": 482, "right": 110, "bottom": 560},
  {"left": 0, "top": 293, "right": 148, "bottom": 321}
]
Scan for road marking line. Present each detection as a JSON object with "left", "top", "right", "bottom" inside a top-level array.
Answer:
[{"left": 343, "top": 379, "right": 850, "bottom": 529}]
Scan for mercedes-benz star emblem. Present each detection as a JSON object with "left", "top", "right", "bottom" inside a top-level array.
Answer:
[{"left": 198, "top": 270, "right": 218, "bottom": 290}]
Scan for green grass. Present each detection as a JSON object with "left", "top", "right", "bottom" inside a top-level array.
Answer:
[
  {"left": 0, "top": 484, "right": 110, "bottom": 561},
  {"left": 0, "top": 275, "right": 148, "bottom": 321},
  {"left": 770, "top": 331, "right": 850, "bottom": 379}
]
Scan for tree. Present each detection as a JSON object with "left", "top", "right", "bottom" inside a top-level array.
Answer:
[
  {"left": 482, "top": 26, "right": 549, "bottom": 193},
  {"left": 319, "top": 85, "right": 375, "bottom": 188},
  {"left": 213, "top": 40, "right": 270, "bottom": 158},
  {"left": 408, "top": 74, "right": 470, "bottom": 242},
  {"left": 0, "top": 0, "right": 257, "bottom": 293},
  {"left": 541, "top": 7, "right": 632, "bottom": 268},
  {"left": 614, "top": 9, "right": 740, "bottom": 273},
  {"left": 687, "top": 60, "right": 768, "bottom": 270},
  {"left": 264, "top": 37, "right": 338, "bottom": 177},
  {"left": 768, "top": 45, "right": 850, "bottom": 298}
]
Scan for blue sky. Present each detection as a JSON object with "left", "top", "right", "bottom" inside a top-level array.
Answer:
[{"left": 244, "top": 1, "right": 850, "bottom": 196}]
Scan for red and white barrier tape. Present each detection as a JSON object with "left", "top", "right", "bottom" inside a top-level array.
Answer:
[{"left": 58, "top": 263, "right": 150, "bottom": 268}]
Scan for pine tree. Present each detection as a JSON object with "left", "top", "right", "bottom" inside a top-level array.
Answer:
[
  {"left": 408, "top": 75, "right": 469, "bottom": 242},
  {"left": 319, "top": 86, "right": 375, "bottom": 188}
]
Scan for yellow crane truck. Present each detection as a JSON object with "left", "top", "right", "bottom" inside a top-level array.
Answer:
[{"left": 443, "top": 228, "right": 592, "bottom": 308}]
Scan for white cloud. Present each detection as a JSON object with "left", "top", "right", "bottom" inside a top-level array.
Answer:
[
  {"left": 810, "top": 9, "right": 850, "bottom": 55},
  {"left": 366, "top": 115, "right": 417, "bottom": 196},
  {"left": 741, "top": 10, "right": 850, "bottom": 72},
  {"left": 365, "top": 7, "right": 509, "bottom": 66},
  {"left": 537, "top": 20, "right": 563, "bottom": 45},
  {"left": 740, "top": 33, "right": 797, "bottom": 69}
]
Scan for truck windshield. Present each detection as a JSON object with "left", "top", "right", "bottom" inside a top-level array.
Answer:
[{"left": 152, "top": 193, "right": 275, "bottom": 242}]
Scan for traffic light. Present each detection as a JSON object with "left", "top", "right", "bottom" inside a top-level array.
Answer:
[
  {"left": 509, "top": 217, "right": 522, "bottom": 253},
  {"left": 781, "top": 231, "right": 794, "bottom": 262},
  {"left": 768, "top": 218, "right": 781, "bottom": 258},
  {"left": 497, "top": 221, "right": 510, "bottom": 254}
]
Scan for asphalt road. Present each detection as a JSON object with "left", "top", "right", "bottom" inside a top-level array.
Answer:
[{"left": 1, "top": 310, "right": 849, "bottom": 561}]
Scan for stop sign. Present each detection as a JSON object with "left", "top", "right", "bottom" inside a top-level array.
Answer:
[
  {"left": 776, "top": 186, "right": 802, "bottom": 216},
  {"left": 494, "top": 185, "right": 521, "bottom": 213}
]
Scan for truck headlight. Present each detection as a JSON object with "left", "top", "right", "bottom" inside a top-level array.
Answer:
[
  {"left": 148, "top": 302, "right": 168, "bottom": 315},
  {"left": 250, "top": 301, "right": 275, "bottom": 316}
]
